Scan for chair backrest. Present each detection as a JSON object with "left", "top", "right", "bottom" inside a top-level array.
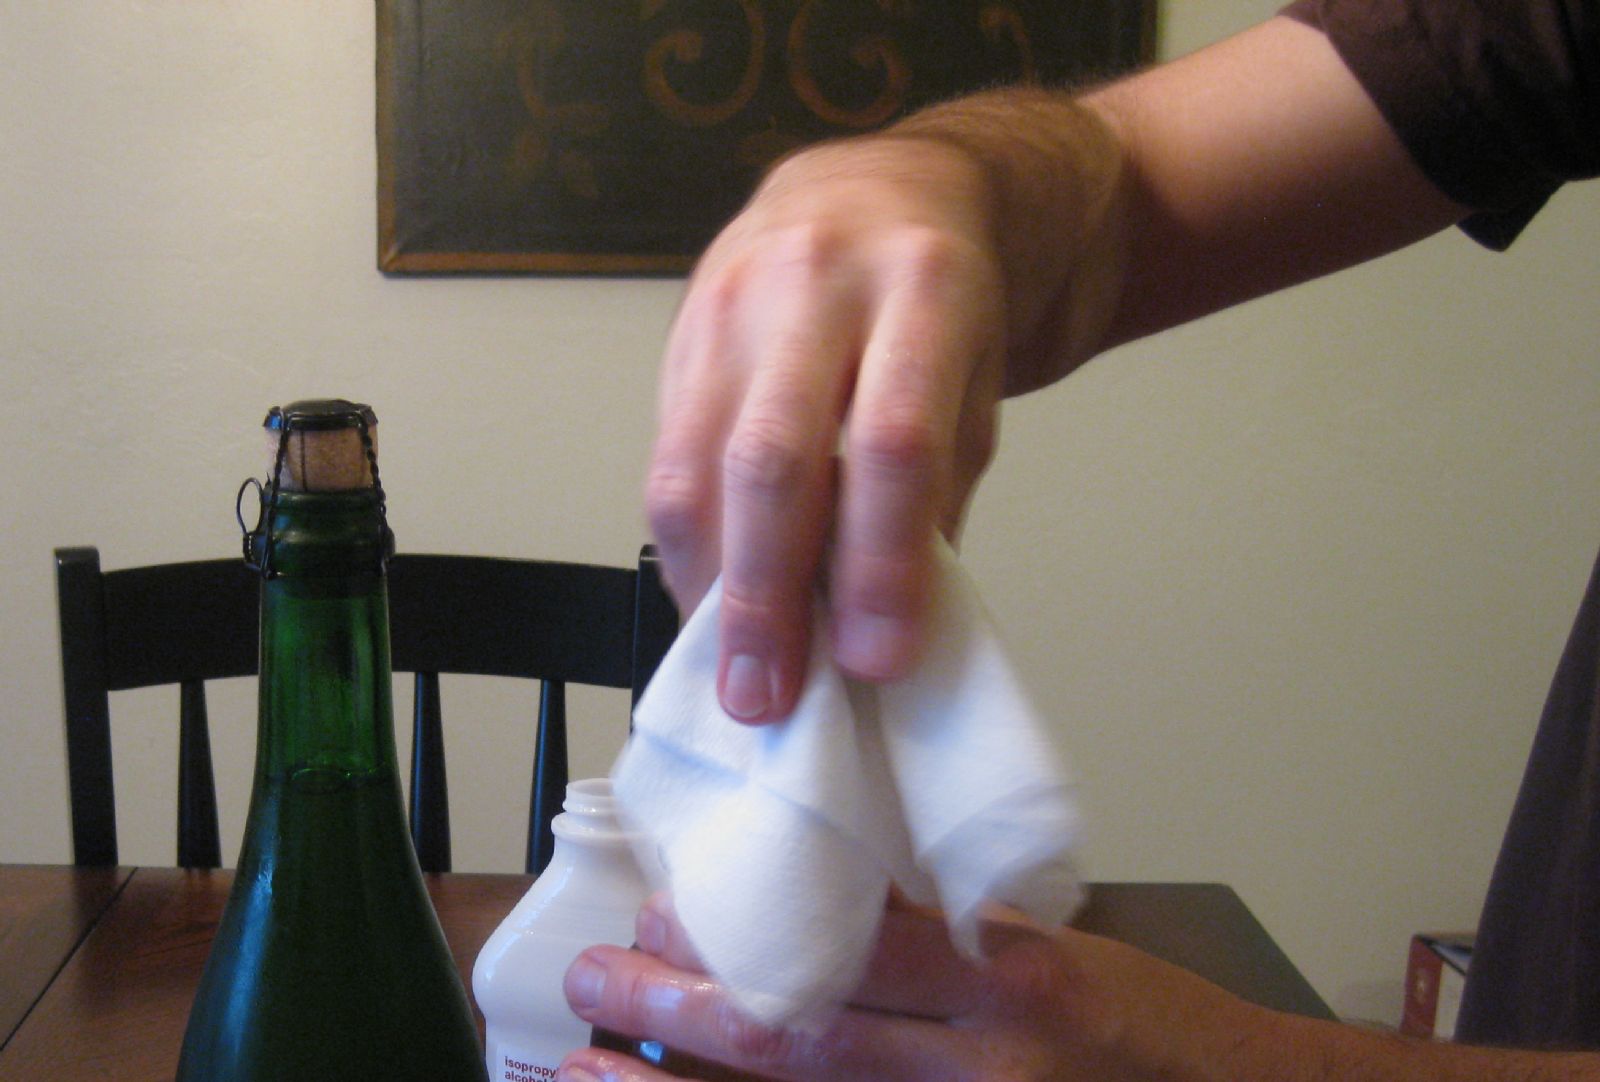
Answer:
[{"left": 54, "top": 546, "right": 677, "bottom": 875}]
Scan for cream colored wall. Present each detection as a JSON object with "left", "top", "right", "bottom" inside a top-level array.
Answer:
[{"left": 4, "top": 1, "right": 1598, "bottom": 1027}]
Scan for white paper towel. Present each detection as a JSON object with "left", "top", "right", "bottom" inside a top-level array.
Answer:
[{"left": 611, "top": 542, "right": 1086, "bottom": 1025}]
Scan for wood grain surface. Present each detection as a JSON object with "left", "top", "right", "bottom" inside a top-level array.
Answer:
[
  {"left": 0, "top": 869, "right": 1330, "bottom": 1080},
  {"left": 0, "top": 868, "right": 530, "bottom": 1081},
  {"left": 0, "top": 865, "right": 130, "bottom": 1049}
]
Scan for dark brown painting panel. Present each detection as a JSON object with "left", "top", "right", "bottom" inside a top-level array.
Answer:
[{"left": 377, "top": 0, "right": 1156, "bottom": 274}]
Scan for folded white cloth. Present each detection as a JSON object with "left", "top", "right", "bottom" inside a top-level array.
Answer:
[{"left": 611, "top": 541, "right": 1086, "bottom": 1025}]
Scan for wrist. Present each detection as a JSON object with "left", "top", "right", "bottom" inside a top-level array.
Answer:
[{"left": 886, "top": 87, "right": 1132, "bottom": 395}]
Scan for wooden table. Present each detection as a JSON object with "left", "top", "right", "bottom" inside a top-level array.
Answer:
[{"left": 0, "top": 865, "right": 1331, "bottom": 1080}]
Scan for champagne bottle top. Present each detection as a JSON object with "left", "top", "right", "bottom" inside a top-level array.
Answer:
[{"left": 263, "top": 399, "right": 379, "bottom": 493}]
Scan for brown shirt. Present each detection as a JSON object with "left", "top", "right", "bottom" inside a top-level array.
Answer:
[
  {"left": 1284, "top": 0, "right": 1598, "bottom": 248},
  {"left": 1285, "top": 0, "right": 1599, "bottom": 1046}
]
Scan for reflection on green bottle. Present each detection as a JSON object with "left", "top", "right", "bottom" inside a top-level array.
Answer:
[{"left": 177, "top": 450, "right": 486, "bottom": 1080}]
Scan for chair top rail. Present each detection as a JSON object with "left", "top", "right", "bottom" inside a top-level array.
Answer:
[
  {"left": 100, "top": 558, "right": 257, "bottom": 692},
  {"left": 387, "top": 554, "right": 637, "bottom": 687},
  {"left": 80, "top": 551, "right": 640, "bottom": 691}
]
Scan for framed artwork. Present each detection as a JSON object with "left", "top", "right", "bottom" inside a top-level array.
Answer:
[{"left": 377, "top": 0, "right": 1157, "bottom": 275}]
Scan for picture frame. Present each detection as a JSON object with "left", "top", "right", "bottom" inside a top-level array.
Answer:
[{"left": 377, "top": 0, "right": 1157, "bottom": 275}]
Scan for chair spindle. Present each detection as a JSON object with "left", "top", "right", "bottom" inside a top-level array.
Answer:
[
  {"left": 527, "top": 679, "right": 568, "bottom": 875},
  {"left": 176, "top": 679, "right": 222, "bottom": 869},
  {"left": 410, "top": 671, "right": 451, "bottom": 873}
]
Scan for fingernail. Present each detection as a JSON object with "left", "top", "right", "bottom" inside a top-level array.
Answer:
[
  {"left": 836, "top": 614, "right": 912, "bottom": 679},
  {"left": 723, "top": 653, "right": 773, "bottom": 719},
  {"left": 636, "top": 902, "right": 667, "bottom": 955},
  {"left": 565, "top": 955, "right": 606, "bottom": 1010}
]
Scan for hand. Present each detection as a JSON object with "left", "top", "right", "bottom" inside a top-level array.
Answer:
[
  {"left": 557, "top": 893, "right": 1276, "bottom": 1082},
  {"left": 646, "top": 84, "right": 1133, "bottom": 723},
  {"left": 646, "top": 134, "right": 1011, "bottom": 723},
  {"left": 644, "top": 13, "right": 1473, "bottom": 726}
]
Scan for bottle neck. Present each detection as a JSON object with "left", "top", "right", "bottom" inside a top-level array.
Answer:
[
  {"left": 553, "top": 779, "right": 632, "bottom": 841},
  {"left": 253, "top": 489, "right": 397, "bottom": 784}
]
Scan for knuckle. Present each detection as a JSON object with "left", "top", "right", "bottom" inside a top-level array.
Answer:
[
  {"left": 677, "top": 256, "right": 753, "bottom": 354},
  {"left": 723, "top": 419, "right": 810, "bottom": 502},
  {"left": 765, "top": 221, "right": 845, "bottom": 280},
  {"left": 608, "top": 964, "right": 657, "bottom": 1027},
  {"left": 889, "top": 226, "right": 986, "bottom": 295},
  {"left": 717, "top": 576, "right": 793, "bottom": 628},
  {"left": 698, "top": 218, "right": 847, "bottom": 307},
  {"left": 644, "top": 459, "right": 711, "bottom": 550},
  {"left": 850, "top": 414, "right": 943, "bottom": 482},
  {"left": 714, "top": 1003, "right": 803, "bottom": 1069},
  {"left": 694, "top": 262, "right": 746, "bottom": 334}
]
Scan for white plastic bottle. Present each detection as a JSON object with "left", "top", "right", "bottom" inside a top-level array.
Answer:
[{"left": 473, "top": 778, "right": 659, "bottom": 1082}]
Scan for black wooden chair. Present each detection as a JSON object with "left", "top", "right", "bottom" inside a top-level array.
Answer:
[{"left": 54, "top": 546, "right": 677, "bottom": 875}]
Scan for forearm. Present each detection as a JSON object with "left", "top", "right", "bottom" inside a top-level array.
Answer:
[
  {"left": 1223, "top": 1007, "right": 1600, "bottom": 1082},
  {"left": 874, "top": 15, "right": 1468, "bottom": 396},
  {"left": 1054, "top": 930, "right": 1600, "bottom": 1082},
  {"left": 1086, "top": 16, "right": 1465, "bottom": 351}
]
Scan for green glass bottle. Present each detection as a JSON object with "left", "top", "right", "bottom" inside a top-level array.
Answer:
[{"left": 176, "top": 400, "right": 487, "bottom": 1082}]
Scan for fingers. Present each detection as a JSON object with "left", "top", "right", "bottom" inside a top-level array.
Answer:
[
  {"left": 563, "top": 944, "right": 980, "bottom": 1082},
  {"left": 558, "top": 1046, "right": 679, "bottom": 1082},
  {"left": 830, "top": 235, "right": 1004, "bottom": 680},
  {"left": 646, "top": 258, "right": 749, "bottom": 616},
  {"left": 564, "top": 944, "right": 805, "bottom": 1080},
  {"left": 647, "top": 145, "right": 1007, "bottom": 716},
  {"left": 713, "top": 234, "right": 867, "bottom": 720},
  {"left": 649, "top": 227, "right": 865, "bottom": 722}
]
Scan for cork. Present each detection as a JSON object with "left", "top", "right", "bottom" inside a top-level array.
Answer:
[{"left": 263, "top": 400, "right": 379, "bottom": 493}]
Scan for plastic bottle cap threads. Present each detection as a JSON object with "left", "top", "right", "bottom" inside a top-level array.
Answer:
[{"left": 552, "top": 779, "right": 646, "bottom": 843}]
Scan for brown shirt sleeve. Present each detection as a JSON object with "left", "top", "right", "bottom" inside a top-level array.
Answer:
[{"left": 1281, "top": 0, "right": 1599, "bottom": 248}]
